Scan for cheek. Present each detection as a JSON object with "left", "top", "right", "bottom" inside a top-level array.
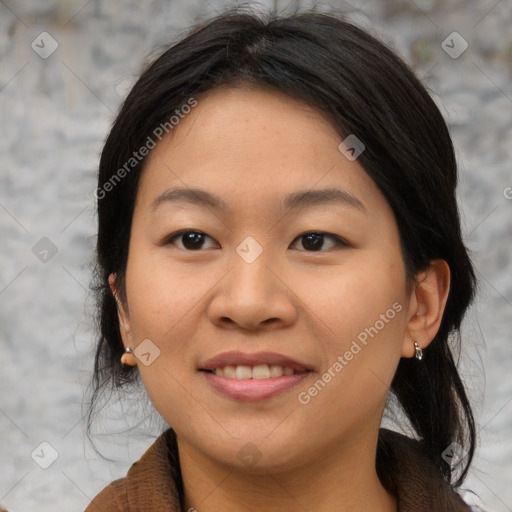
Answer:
[
  {"left": 296, "top": 255, "right": 407, "bottom": 412},
  {"left": 304, "top": 255, "right": 407, "bottom": 350},
  {"left": 125, "top": 248, "right": 204, "bottom": 339},
  {"left": 123, "top": 251, "right": 206, "bottom": 401}
]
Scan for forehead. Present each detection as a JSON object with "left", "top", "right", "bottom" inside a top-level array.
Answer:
[{"left": 137, "top": 85, "right": 388, "bottom": 218}]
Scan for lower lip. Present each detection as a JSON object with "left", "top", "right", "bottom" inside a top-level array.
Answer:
[{"left": 202, "top": 371, "right": 310, "bottom": 402}]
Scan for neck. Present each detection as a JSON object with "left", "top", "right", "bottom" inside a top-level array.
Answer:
[{"left": 178, "top": 431, "right": 396, "bottom": 512}]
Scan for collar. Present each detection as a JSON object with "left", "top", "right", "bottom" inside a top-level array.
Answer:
[{"left": 94, "top": 428, "right": 471, "bottom": 511}]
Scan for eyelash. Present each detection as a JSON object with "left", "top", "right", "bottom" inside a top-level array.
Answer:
[{"left": 163, "top": 230, "right": 350, "bottom": 252}]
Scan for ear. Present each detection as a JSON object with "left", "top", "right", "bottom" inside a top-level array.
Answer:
[
  {"left": 108, "top": 273, "right": 133, "bottom": 347},
  {"left": 401, "top": 259, "right": 450, "bottom": 358}
]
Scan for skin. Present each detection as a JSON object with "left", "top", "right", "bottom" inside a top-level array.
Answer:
[{"left": 111, "top": 85, "right": 450, "bottom": 512}]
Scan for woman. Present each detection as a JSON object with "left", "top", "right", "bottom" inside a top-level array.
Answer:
[{"left": 86, "top": 6, "right": 480, "bottom": 511}]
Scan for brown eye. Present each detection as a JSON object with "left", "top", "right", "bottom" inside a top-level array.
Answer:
[
  {"left": 290, "top": 232, "right": 349, "bottom": 252},
  {"left": 163, "top": 230, "right": 348, "bottom": 252},
  {"left": 165, "top": 230, "right": 218, "bottom": 251}
]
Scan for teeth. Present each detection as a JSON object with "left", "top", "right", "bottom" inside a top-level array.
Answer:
[
  {"left": 252, "top": 364, "right": 270, "bottom": 379},
  {"left": 213, "top": 364, "right": 298, "bottom": 379},
  {"left": 235, "top": 365, "right": 252, "bottom": 379},
  {"left": 269, "top": 365, "right": 284, "bottom": 377},
  {"left": 222, "top": 365, "right": 236, "bottom": 378}
]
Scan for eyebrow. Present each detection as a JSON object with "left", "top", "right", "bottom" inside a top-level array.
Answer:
[{"left": 150, "top": 186, "right": 367, "bottom": 214}]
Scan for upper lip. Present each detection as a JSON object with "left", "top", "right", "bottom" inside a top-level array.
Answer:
[{"left": 200, "top": 351, "right": 312, "bottom": 372}]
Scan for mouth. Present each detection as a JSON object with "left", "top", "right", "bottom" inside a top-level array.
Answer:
[
  {"left": 202, "top": 364, "right": 307, "bottom": 379},
  {"left": 200, "top": 350, "right": 312, "bottom": 376},
  {"left": 199, "top": 351, "right": 312, "bottom": 401}
]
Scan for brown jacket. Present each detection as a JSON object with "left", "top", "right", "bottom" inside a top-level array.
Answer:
[{"left": 85, "top": 428, "right": 474, "bottom": 511}]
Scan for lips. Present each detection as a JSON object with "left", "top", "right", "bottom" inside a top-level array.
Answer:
[{"left": 199, "top": 351, "right": 312, "bottom": 401}]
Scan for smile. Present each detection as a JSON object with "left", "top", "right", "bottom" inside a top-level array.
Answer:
[
  {"left": 199, "top": 351, "right": 312, "bottom": 401},
  {"left": 207, "top": 364, "right": 304, "bottom": 379}
]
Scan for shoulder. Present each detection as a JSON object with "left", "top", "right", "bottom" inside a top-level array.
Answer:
[
  {"left": 84, "top": 478, "right": 128, "bottom": 511},
  {"left": 377, "top": 428, "right": 474, "bottom": 512},
  {"left": 84, "top": 429, "right": 181, "bottom": 512}
]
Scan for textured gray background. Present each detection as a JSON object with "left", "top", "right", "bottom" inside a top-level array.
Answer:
[{"left": 0, "top": 0, "right": 511, "bottom": 510}]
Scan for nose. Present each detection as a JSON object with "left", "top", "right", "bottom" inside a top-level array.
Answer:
[{"left": 207, "top": 245, "right": 298, "bottom": 331}]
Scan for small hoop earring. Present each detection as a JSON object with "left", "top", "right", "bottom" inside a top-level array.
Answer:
[
  {"left": 121, "top": 346, "right": 137, "bottom": 366},
  {"left": 414, "top": 342, "right": 423, "bottom": 361}
]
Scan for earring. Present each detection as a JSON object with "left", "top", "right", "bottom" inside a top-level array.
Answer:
[
  {"left": 414, "top": 342, "right": 423, "bottom": 361},
  {"left": 121, "top": 347, "right": 137, "bottom": 366},
  {"left": 109, "top": 273, "right": 118, "bottom": 301}
]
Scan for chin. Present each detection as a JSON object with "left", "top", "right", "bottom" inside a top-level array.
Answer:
[{"left": 201, "top": 432, "right": 313, "bottom": 474}]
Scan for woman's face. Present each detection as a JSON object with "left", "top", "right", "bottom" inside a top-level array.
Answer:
[{"left": 118, "top": 85, "right": 416, "bottom": 472}]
